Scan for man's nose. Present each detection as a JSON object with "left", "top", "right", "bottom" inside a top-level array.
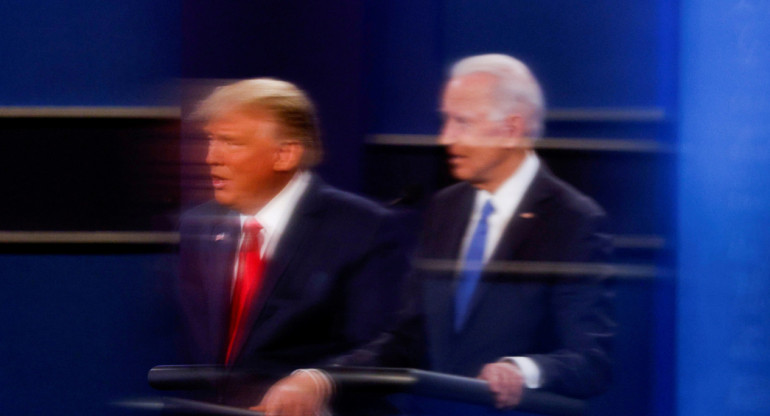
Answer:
[
  {"left": 438, "top": 122, "right": 457, "bottom": 146},
  {"left": 205, "top": 141, "right": 221, "bottom": 165}
]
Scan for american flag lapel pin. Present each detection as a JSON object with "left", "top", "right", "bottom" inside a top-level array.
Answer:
[
  {"left": 519, "top": 212, "right": 536, "bottom": 219},
  {"left": 215, "top": 233, "right": 226, "bottom": 241}
]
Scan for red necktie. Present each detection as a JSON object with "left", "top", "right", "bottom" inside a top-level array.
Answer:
[{"left": 224, "top": 219, "right": 266, "bottom": 365}]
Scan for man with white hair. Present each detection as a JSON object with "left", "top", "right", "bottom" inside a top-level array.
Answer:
[{"left": 257, "top": 54, "right": 613, "bottom": 415}]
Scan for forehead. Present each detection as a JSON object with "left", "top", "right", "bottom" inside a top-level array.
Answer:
[
  {"left": 204, "top": 108, "right": 277, "bottom": 134},
  {"left": 442, "top": 73, "right": 498, "bottom": 111}
]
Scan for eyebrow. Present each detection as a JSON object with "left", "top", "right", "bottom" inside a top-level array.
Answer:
[{"left": 206, "top": 132, "right": 237, "bottom": 142}]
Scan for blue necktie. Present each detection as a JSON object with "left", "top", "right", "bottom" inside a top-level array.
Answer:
[{"left": 454, "top": 200, "right": 495, "bottom": 331}]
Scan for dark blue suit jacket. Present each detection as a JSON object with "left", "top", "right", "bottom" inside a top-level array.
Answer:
[
  {"left": 341, "top": 165, "right": 613, "bottom": 399},
  {"left": 176, "top": 175, "right": 410, "bottom": 380}
]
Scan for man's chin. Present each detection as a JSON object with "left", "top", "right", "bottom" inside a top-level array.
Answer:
[
  {"left": 448, "top": 167, "right": 470, "bottom": 182},
  {"left": 213, "top": 192, "right": 236, "bottom": 209}
]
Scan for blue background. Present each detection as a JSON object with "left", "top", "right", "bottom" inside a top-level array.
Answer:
[{"left": 2, "top": 0, "right": 769, "bottom": 415}]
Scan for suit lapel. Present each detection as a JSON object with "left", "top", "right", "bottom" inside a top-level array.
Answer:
[
  {"left": 436, "top": 184, "right": 476, "bottom": 260},
  {"left": 234, "top": 176, "right": 326, "bottom": 362},
  {"left": 260, "top": 177, "right": 325, "bottom": 305},
  {"left": 461, "top": 166, "right": 555, "bottom": 329},
  {"left": 204, "top": 210, "right": 240, "bottom": 362},
  {"left": 489, "top": 166, "right": 554, "bottom": 261},
  {"left": 424, "top": 185, "right": 475, "bottom": 342}
]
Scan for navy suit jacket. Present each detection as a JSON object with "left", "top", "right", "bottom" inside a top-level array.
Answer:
[
  {"left": 340, "top": 165, "right": 613, "bottom": 399},
  {"left": 176, "top": 175, "right": 410, "bottom": 379}
]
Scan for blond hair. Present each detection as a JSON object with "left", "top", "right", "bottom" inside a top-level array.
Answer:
[{"left": 195, "top": 78, "right": 322, "bottom": 167}]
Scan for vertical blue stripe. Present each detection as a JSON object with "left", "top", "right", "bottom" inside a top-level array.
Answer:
[{"left": 678, "top": 1, "right": 770, "bottom": 415}]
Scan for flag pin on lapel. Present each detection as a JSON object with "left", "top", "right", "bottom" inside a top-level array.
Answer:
[
  {"left": 519, "top": 212, "right": 536, "bottom": 219},
  {"left": 215, "top": 233, "right": 226, "bottom": 241}
]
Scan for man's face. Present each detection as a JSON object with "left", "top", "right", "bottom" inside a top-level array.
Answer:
[
  {"left": 204, "top": 109, "right": 285, "bottom": 214},
  {"left": 439, "top": 73, "right": 525, "bottom": 192}
]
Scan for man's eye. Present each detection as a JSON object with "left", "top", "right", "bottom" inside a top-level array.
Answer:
[{"left": 211, "top": 136, "right": 240, "bottom": 146}]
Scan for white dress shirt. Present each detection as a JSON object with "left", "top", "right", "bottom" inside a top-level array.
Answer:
[
  {"left": 459, "top": 152, "right": 540, "bottom": 262},
  {"left": 230, "top": 171, "right": 311, "bottom": 295},
  {"left": 238, "top": 170, "right": 311, "bottom": 260},
  {"left": 458, "top": 152, "right": 544, "bottom": 388}
]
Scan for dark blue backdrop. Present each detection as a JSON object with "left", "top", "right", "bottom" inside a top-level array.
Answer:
[{"left": 2, "top": 1, "right": 768, "bottom": 416}]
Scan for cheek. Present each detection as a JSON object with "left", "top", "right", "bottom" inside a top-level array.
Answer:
[
  {"left": 468, "top": 149, "right": 497, "bottom": 170},
  {"left": 455, "top": 133, "right": 475, "bottom": 146},
  {"left": 232, "top": 152, "right": 270, "bottom": 173},
  {"left": 465, "top": 148, "right": 484, "bottom": 163},
  {"left": 236, "top": 156, "right": 276, "bottom": 183}
]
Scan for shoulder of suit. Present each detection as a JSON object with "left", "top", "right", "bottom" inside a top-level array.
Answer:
[
  {"left": 430, "top": 181, "right": 474, "bottom": 205},
  {"left": 312, "top": 181, "right": 393, "bottom": 219},
  {"left": 179, "top": 200, "right": 236, "bottom": 231},
  {"left": 538, "top": 170, "right": 606, "bottom": 218},
  {"left": 182, "top": 200, "right": 231, "bottom": 218}
]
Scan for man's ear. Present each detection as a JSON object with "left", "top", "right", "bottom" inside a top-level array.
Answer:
[
  {"left": 274, "top": 140, "right": 305, "bottom": 172},
  {"left": 503, "top": 114, "right": 526, "bottom": 138},
  {"left": 502, "top": 114, "right": 531, "bottom": 149}
]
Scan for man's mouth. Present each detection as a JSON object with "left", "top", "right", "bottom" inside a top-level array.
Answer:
[
  {"left": 447, "top": 153, "right": 465, "bottom": 164},
  {"left": 211, "top": 175, "right": 228, "bottom": 189}
]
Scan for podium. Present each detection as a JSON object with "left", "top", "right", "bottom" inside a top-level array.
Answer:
[{"left": 140, "top": 365, "right": 585, "bottom": 416}]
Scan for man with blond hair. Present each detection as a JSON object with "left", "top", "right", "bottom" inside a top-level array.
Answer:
[
  {"left": 258, "top": 55, "right": 612, "bottom": 415},
  {"left": 176, "top": 78, "right": 409, "bottom": 405}
]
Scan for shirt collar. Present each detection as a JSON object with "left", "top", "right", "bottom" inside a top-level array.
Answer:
[
  {"left": 238, "top": 171, "right": 311, "bottom": 256},
  {"left": 473, "top": 151, "right": 540, "bottom": 216}
]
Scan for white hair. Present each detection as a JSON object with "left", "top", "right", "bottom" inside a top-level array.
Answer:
[{"left": 450, "top": 54, "right": 545, "bottom": 138}]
